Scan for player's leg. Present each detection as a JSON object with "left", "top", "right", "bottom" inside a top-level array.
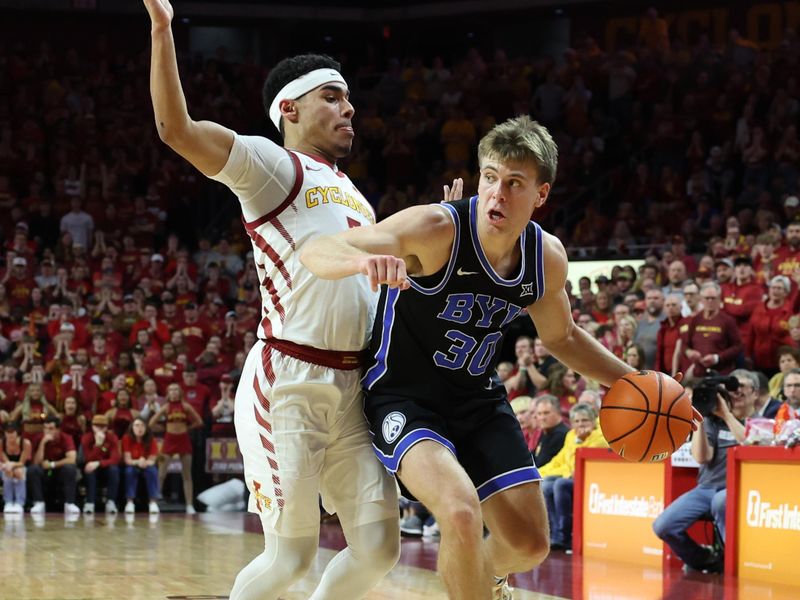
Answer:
[
  {"left": 459, "top": 399, "right": 547, "bottom": 584},
  {"left": 482, "top": 481, "right": 550, "bottom": 575},
  {"left": 652, "top": 485, "right": 716, "bottom": 569},
  {"left": 311, "top": 374, "right": 400, "bottom": 599},
  {"left": 229, "top": 344, "right": 330, "bottom": 599},
  {"left": 399, "top": 440, "right": 492, "bottom": 600}
]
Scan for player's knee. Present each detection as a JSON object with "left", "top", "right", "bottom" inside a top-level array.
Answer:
[
  {"left": 356, "top": 520, "right": 401, "bottom": 573},
  {"left": 503, "top": 525, "right": 550, "bottom": 568},
  {"left": 437, "top": 496, "right": 483, "bottom": 540}
]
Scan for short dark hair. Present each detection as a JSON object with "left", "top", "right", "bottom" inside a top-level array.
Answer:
[
  {"left": 262, "top": 53, "right": 341, "bottom": 136},
  {"left": 44, "top": 415, "right": 60, "bottom": 427}
]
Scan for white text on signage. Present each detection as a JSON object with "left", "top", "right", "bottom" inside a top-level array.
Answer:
[
  {"left": 745, "top": 490, "right": 800, "bottom": 531},
  {"left": 587, "top": 483, "right": 664, "bottom": 518}
]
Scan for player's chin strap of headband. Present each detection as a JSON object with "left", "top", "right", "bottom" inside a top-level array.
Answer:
[{"left": 268, "top": 68, "right": 348, "bottom": 131}]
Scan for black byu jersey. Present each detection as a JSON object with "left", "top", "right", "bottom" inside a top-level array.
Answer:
[{"left": 363, "top": 196, "right": 546, "bottom": 400}]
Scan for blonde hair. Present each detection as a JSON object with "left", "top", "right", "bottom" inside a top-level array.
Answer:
[{"left": 477, "top": 115, "right": 558, "bottom": 185}]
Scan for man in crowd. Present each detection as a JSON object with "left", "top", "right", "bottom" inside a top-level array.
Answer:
[
  {"left": 655, "top": 294, "right": 684, "bottom": 376},
  {"left": 721, "top": 255, "right": 764, "bottom": 347},
  {"left": 678, "top": 282, "right": 743, "bottom": 377},
  {"left": 633, "top": 288, "right": 665, "bottom": 369},
  {"left": 653, "top": 369, "right": 757, "bottom": 573},
  {"left": 80, "top": 414, "right": 122, "bottom": 514},
  {"left": 532, "top": 395, "right": 569, "bottom": 469},
  {"left": 27, "top": 416, "right": 80, "bottom": 515}
]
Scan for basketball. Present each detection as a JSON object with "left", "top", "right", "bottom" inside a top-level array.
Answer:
[{"left": 600, "top": 371, "right": 693, "bottom": 463}]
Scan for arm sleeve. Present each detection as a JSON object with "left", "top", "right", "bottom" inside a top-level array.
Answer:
[{"left": 207, "top": 134, "right": 298, "bottom": 223}]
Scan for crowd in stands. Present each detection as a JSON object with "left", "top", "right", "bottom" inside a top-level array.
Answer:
[{"left": 0, "top": 2, "right": 799, "bottom": 576}]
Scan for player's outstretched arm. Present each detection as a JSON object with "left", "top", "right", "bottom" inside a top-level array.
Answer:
[
  {"left": 300, "top": 205, "right": 454, "bottom": 291},
  {"left": 527, "top": 233, "right": 634, "bottom": 388},
  {"left": 145, "top": 0, "right": 234, "bottom": 176}
]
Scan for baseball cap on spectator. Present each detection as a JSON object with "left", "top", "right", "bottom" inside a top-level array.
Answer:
[
  {"left": 15, "top": 222, "right": 29, "bottom": 232},
  {"left": 91, "top": 415, "right": 109, "bottom": 427},
  {"left": 225, "top": 310, "right": 236, "bottom": 319},
  {"left": 696, "top": 267, "right": 712, "bottom": 279},
  {"left": 785, "top": 196, "right": 799, "bottom": 208},
  {"left": 132, "top": 344, "right": 144, "bottom": 354},
  {"left": 715, "top": 258, "right": 734, "bottom": 269},
  {"left": 60, "top": 322, "right": 75, "bottom": 332},
  {"left": 212, "top": 298, "right": 225, "bottom": 306},
  {"left": 12, "top": 257, "right": 26, "bottom": 267},
  {"left": 123, "top": 294, "right": 135, "bottom": 303},
  {"left": 595, "top": 275, "right": 609, "bottom": 284},
  {"left": 151, "top": 253, "right": 164, "bottom": 262},
  {"left": 733, "top": 255, "right": 752, "bottom": 266},
  {"left": 185, "top": 302, "right": 198, "bottom": 310},
  {"left": 221, "top": 374, "right": 233, "bottom": 383}
]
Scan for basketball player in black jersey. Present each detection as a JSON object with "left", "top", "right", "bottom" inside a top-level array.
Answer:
[{"left": 301, "top": 116, "right": 698, "bottom": 599}]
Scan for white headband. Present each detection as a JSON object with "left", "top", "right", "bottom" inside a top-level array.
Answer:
[{"left": 268, "top": 68, "right": 348, "bottom": 131}]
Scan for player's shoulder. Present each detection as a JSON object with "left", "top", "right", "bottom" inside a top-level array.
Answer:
[{"left": 537, "top": 227, "right": 568, "bottom": 287}]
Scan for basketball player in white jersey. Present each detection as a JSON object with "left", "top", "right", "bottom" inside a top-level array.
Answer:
[{"left": 144, "top": 1, "right": 420, "bottom": 598}]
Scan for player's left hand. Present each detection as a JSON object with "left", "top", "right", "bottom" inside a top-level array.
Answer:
[
  {"left": 358, "top": 255, "right": 410, "bottom": 292},
  {"left": 442, "top": 178, "right": 463, "bottom": 203}
]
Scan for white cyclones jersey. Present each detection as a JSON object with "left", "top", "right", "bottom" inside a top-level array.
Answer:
[{"left": 210, "top": 134, "right": 377, "bottom": 352}]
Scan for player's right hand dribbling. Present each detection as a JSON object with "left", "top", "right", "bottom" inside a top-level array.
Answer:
[{"left": 358, "top": 256, "right": 410, "bottom": 292}]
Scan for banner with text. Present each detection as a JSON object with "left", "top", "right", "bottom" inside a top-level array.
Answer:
[
  {"left": 738, "top": 463, "right": 800, "bottom": 586},
  {"left": 582, "top": 461, "right": 665, "bottom": 568},
  {"left": 205, "top": 438, "right": 244, "bottom": 474}
]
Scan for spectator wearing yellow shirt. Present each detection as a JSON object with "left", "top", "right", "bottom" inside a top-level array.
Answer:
[{"left": 539, "top": 403, "right": 608, "bottom": 552}]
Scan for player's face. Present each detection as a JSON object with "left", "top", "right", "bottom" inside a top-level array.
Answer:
[
  {"left": 477, "top": 158, "right": 549, "bottom": 236},
  {"left": 296, "top": 84, "right": 354, "bottom": 159}
]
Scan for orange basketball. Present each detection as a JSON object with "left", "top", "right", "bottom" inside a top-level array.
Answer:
[{"left": 600, "top": 370, "right": 693, "bottom": 463}]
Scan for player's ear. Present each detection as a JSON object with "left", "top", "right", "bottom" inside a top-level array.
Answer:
[
  {"left": 534, "top": 182, "right": 550, "bottom": 209},
  {"left": 280, "top": 99, "right": 300, "bottom": 125}
]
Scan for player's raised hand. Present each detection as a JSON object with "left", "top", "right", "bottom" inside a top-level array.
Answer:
[
  {"left": 442, "top": 178, "right": 463, "bottom": 203},
  {"left": 143, "top": 0, "right": 174, "bottom": 30},
  {"left": 358, "top": 255, "right": 410, "bottom": 292}
]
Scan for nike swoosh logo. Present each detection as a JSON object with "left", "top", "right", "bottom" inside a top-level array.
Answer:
[
  {"left": 457, "top": 268, "right": 478, "bottom": 276},
  {"left": 305, "top": 165, "right": 322, "bottom": 171}
]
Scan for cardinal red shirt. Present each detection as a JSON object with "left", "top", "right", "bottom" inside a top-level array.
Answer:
[
  {"left": 747, "top": 301, "right": 794, "bottom": 371},
  {"left": 40, "top": 431, "right": 75, "bottom": 462},
  {"left": 80, "top": 430, "right": 121, "bottom": 467},
  {"left": 121, "top": 433, "right": 158, "bottom": 460},
  {"left": 180, "top": 382, "right": 211, "bottom": 420}
]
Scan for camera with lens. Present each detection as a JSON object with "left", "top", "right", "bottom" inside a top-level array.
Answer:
[{"left": 692, "top": 373, "right": 739, "bottom": 418}]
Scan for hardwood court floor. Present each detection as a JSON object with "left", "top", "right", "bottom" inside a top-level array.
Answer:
[{"left": 3, "top": 512, "right": 800, "bottom": 600}]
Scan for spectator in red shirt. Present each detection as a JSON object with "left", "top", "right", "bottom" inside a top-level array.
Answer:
[
  {"left": 774, "top": 221, "right": 800, "bottom": 277},
  {"left": 60, "top": 363, "right": 100, "bottom": 418},
  {"left": 80, "top": 414, "right": 121, "bottom": 514},
  {"left": 122, "top": 416, "right": 160, "bottom": 514},
  {"left": 655, "top": 294, "right": 684, "bottom": 376},
  {"left": 199, "top": 297, "right": 226, "bottom": 337},
  {"left": 678, "top": 282, "right": 743, "bottom": 377},
  {"left": 722, "top": 255, "right": 765, "bottom": 347},
  {"left": 28, "top": 416, "right": 79, "bottom": 514},
  {"left": 199, "top": 261, "right": 231, "bottom": 302},
  {"left": 180, "top": 364, "right": 211, "bottom": 421},
  {"left": 177, "top": 302, "right": 209, "bottom": 360},
  {"left": 105, "top": 388, "right": 139, "bottom": 440},
  {"left": 4, "top": 256, "right": 36, "bottom": 308},
  {"left": 159, "top": 292, "right": 183, "bottom": 328},
  {"left": 748, "top": 276, "right": 794, "bottom": 375},
  {"left": 129, "top": 301, "right": 171, "bottom": 348}
]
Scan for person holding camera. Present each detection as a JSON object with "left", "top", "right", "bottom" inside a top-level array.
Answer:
[{"left": 653, "top": 369, "right": 757, "bottom": 573}]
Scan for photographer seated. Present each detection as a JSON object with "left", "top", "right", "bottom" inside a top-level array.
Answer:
[{"left": 653, "top": 369, "right": 757, "bottom": 573}]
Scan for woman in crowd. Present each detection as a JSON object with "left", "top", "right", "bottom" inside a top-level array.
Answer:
[
  {"left": 748, "top": 275, "right": 793, "bottom": 376},
  {"left": 106, "top": 387, "right": 139, "bottom": 439},
  {"left": 768, "top": 345, "right": 800, "bottom": 399},
  {"left": 122, "top": 417, "right": 160, "bottom": 514},
  {"left": 542, "top": 365, "right": 582, "bottom": 423},
  {"left": 624, "top": 344, "right": 647, "bottom": 370},
  {"left": 1, "top": 423, "right": 32, "bottom": 513},
  {"left": 148, "top": 383, "right": 202, "bottom": 514},
  {"left": 8, "top": 383, "right": 59, "bottom": 449},
  {"left": 59, "top": 395, "right": 86, "bottom": 450}
]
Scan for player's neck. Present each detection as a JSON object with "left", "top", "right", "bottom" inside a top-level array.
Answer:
[
  {"left": 477, "top": 229, "right": 521, "bottom": 275},
  {"left": 285, "top": 137, "right": 337, "bottom": 166}
]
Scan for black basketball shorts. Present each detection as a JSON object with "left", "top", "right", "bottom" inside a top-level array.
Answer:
[{"left": 364, "top": 392, "right": 541, "bottom": 502}]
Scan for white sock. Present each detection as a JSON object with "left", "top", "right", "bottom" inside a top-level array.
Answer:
[{"left": 309, "top": 517, "right": 400, "bottom": 600}]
